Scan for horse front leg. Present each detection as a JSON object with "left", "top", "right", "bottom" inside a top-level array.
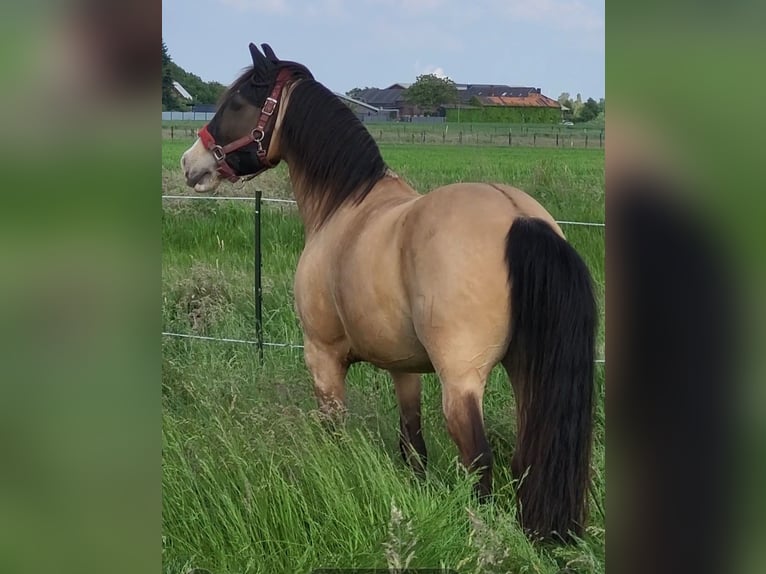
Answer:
[{"left": 303, "top": 339, "right": 349, "bottom": 420}]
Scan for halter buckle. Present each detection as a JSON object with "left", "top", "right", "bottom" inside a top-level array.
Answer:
[
  {"left": 211, "top": 146, "right": 226, "bottom": 162},
  {"left": 262, "top": 97, "right": 278, "bottom": 116}
]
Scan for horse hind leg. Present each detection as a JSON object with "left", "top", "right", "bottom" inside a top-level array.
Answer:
[
  {"left": 440, "top": 373, "right": 493, "bottom": 498},
  {"left": 391, "top": 371, "right": 427, "bottom": 477}
]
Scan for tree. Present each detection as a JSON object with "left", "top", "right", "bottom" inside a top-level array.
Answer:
[
  {"left": 346, "top": 87, "right": 374, "bottom": 100},
  {"left": 558, "top": 92, "right": 574, "bottom": 120},
  {"left": 569, "top": 93, "right": 585, "bottom": 120},
  {"left": 404, "top": 74, "right": 458, "bottom": 115},
  {"left": 576, "top": 97, "right": 600, "bottom": 123},
  {"left": 162, "top": 40, "right": 182, "bottom": 111},
  {"left": 162, "top": 39, "right": 226, "bottom": 110}
]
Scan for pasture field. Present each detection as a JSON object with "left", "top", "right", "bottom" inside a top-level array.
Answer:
[{"left": 162, "top": 138, "right": 605, "bottom": 573}]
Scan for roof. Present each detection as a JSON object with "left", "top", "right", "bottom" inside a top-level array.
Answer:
[
  {"left": 334, "top": 92, "right": 380, "bottom": 112},
  {"left": 455, "top": 85, "right": 546, "bottom": 104},
  {"left": 172, "top": 81, "right": 193, "bottom": 100},
  {"left": 354, "top": 88, "right": 406, "bottom": 107},
  {"left": 357, "top": 83, "right": 559, "bottom": 109},
  {"left": 457, "top": 84, "right": 537, "bottom": 96},
  {"left": 475, "top": 94, "right": 561, "bottom": 108}
]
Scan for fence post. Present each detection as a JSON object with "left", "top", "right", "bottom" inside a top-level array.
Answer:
[
  {"left": 170, "top": 125, "right": 174, "bottom": 139},
  {"left": 533, "top": 133, "right": 536, "bottom": 147},
  {"left": 508, "top": 129, "right": 512, "bottom": 146},
  {"left": 556, "top": 132, "right": 559, "bottom": 146},
  {"left": 254, "top": 189, "right": 264, "bottom": 366},
  {"left": 459, "top": 131, "right": 463, "bottom": 144},
  {"left": 600, "top": 130, "right": 604, "bottom": 147}
]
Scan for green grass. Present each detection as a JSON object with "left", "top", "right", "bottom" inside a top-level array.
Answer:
[
  {"left": 163, "top": 119, "right": 605, "bottom": 148},
  {"left": 162, "top": 140, "right": 605, "bottom": 573}
]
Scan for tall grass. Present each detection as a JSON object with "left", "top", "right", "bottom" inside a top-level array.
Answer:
[{"left": 162, "top": 141, "right": 605, "bottom": 573}]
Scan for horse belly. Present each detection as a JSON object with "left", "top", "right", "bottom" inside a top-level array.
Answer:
[
  {"left": 351, "top": 328, "right": 433, "bottom": 372},
  {"left": 336, "top": 284, "right": 433, "bottom": 372}
]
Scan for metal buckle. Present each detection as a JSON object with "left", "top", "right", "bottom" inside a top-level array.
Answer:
[
  {"left": 262, "top": 97, "right": 278, "bottom": 116},
  {"left": 251, "top": 128, "right": 265, "bottom": 142},
  {"left": 211, "top": 146, "right": 226, "bottom": 162}
]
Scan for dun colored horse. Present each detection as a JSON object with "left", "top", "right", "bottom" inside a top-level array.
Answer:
[{"left": 181, "top": 43, "right": 597, "bottom": 542}]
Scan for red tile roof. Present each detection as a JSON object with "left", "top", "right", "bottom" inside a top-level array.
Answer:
[{"left": 477, "top": 94, "right": 561, "bottom": 108}]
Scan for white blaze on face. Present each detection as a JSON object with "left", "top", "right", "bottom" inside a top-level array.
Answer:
[{"left": 180, "top": 138, "right": 223, "bottom": 193}]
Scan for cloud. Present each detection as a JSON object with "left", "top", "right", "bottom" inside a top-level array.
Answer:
[
  {"left": 496, "top": 0, "right": 603, "bottom": 32},
  {"left": 217, "top": 0, "right": 289, "bottom": 14},
  {"left": 412, "top": 60, "right": 450, "bottom": 79},
  {"left": 365, "top": 0, "right": 444, "bottom": 15},
  {"left": 423, "top": 65, "right": 447, "bottom": 78}
]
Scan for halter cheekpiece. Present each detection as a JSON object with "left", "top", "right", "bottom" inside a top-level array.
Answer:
[{"left": 197, "top": 68, "right": 292, "bottom": 183}]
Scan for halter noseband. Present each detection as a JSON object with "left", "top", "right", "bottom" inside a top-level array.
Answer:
[{"left": 197, "top": 68, "right": 292, "bottom": 183}]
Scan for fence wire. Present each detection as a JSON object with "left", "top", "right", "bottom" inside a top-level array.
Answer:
[
  {"left": 161, "top": 195, "right": 605, "bottom": 228},
  {"left": 162, "top": 192, "right": 605, "bottom": 363},
  {"left": 161, "top": 331, "right": 605, "bottom": 363}
]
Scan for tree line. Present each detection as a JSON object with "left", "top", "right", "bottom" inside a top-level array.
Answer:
[
  {"left": 162, "top": 40, "right": 227, "bottom": 111},
  {"left": 346, "top": 74, "right": 604, "bottom": 123}
]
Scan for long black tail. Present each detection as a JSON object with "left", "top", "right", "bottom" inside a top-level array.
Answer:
[{"left": 504, "top": 217, "right": 597, "bottom": 542}]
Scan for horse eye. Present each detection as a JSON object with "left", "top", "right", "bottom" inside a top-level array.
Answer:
[{"left": 229, "top": 98, "right": 243, "bottom": 111}]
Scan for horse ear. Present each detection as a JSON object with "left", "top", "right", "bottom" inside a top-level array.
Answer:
[
  {"left": 249, "top": 43, "right": 269, "bottom": 68},
  {"left": 261, "top": 43, "right": 278, "bottom": 62}
]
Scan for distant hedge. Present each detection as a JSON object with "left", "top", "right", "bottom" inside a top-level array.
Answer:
[{"left": 445, "top": 107, "right": 560, "bottom": 124}]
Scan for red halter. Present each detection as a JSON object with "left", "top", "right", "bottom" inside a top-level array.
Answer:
[{"left": 198, "top": 68, "right": 292, "bottom": 183}]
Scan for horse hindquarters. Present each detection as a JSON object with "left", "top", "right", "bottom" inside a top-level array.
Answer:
[{"left": 504, "top": 217, "right": 597, "bottom": 542}]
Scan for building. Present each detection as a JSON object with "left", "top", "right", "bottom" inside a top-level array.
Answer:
[
  {"left": 334, "top": 92, "right": 399, "bottom": 122},
  {"left": 352, "top": 82, "right": 561, "bottom": 123},
  {"left": 445, "top": 85, "right": 562, "bottom": 123},
  {"left": 352, "top": 85, "right": 415, "bottom": 117},
  {"left": 172, "top": 81, "right": 193, "bottom": 102}
]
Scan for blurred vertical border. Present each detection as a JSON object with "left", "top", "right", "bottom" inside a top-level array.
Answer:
[
  {"left": 0, "top": 2, "right": 158, "bottom": 574},
  {"left": 607, "top": 1, "right": 765, "bottom": 573}
]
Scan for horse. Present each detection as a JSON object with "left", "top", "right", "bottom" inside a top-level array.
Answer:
[{"left": 181, "top": 43, "right": 597, "bottom": 542}]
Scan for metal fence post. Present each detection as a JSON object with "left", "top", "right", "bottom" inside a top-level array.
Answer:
[{"left": 254, "top": 189, "right": 264, "bottom": 365}]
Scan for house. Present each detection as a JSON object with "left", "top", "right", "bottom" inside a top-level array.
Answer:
[
  {"left": 445, "top": 85, "right": 562, "bottom": 123},
  {"left": 352, "top": 85, "right": 416, "bottom": 117},
  {"left": 334, "top": 92, "right": 399, "bottom": 122},
  {"left": 352, "top": 82, "right": 561, "bottom": 123}
]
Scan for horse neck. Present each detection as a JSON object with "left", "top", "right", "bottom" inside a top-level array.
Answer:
[
  {"left": 273, "top": 81, "right": 416, "bottom": 235},
  {"left": 285, "top": 166, "right": 328, "bottom": 234}
]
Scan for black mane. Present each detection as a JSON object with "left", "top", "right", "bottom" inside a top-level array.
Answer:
[
  {"left": 280, "top": 79, "right": 389, "bottom": 227},
  {"left": 216, "top": 66, "right": 277, "bottom": 109}
]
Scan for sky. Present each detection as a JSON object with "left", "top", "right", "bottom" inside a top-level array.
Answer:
[{"left": 162, "top": 0, "right": 604, "bottom": 100}]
